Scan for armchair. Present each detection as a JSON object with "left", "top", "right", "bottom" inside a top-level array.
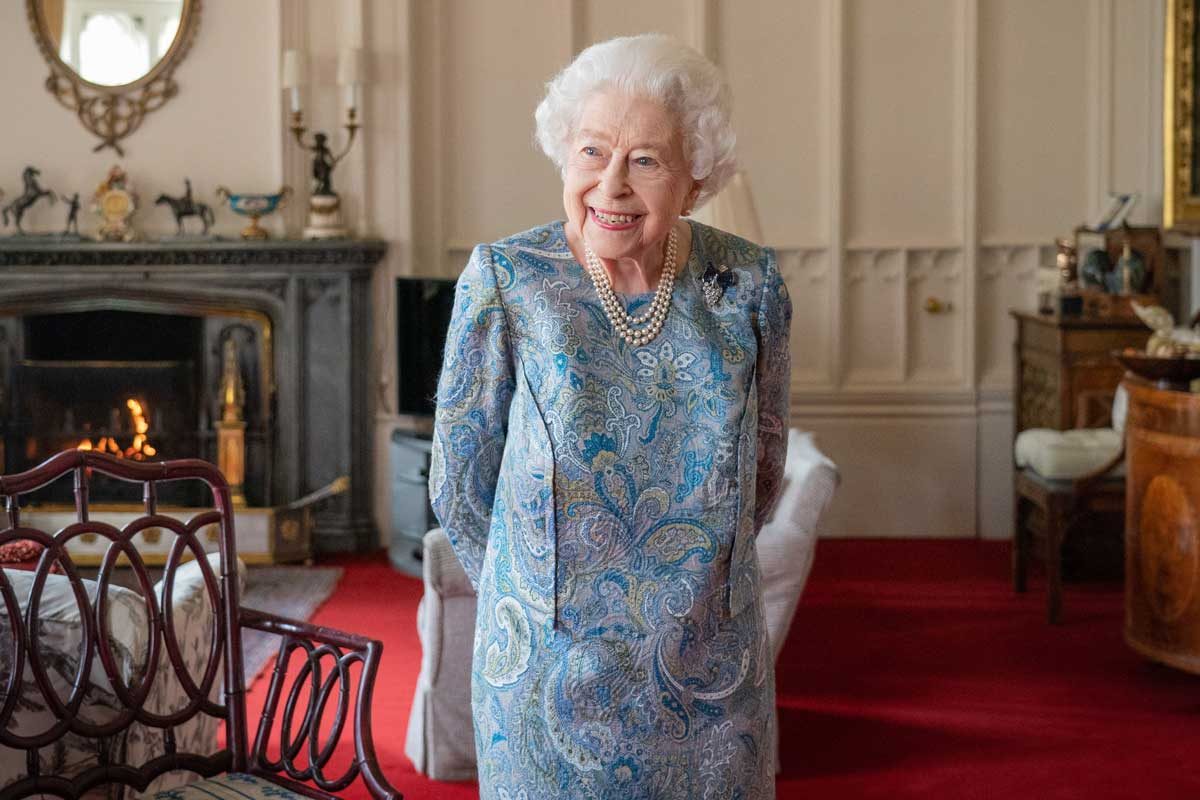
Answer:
[
  {"left": 404, "top": 427, "right": 839, "bottom": 779},
  {"left": 0, "top": 451, "right": 400, "bottom": 800}
]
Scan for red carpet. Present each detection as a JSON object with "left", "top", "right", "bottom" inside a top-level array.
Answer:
[{"left": 244, "top": 541, "right": 1200, "bottom": 799}]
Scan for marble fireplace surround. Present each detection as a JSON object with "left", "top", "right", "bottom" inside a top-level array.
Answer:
[{"left": 0, "top": 239, "right": 386, "bottom": 553}]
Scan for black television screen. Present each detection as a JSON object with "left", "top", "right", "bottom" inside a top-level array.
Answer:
[{"left": 396, "top": 277, "right": 457, "bottom": 416}]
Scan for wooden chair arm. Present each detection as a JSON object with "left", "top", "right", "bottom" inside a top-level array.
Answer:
[{"left": 239, "top": 606, "right": 402, "bottom": 800}]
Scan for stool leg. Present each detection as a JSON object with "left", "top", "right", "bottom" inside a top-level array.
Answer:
[
  {"left": 1013, "top": 493, "right": 1028, "bottom": 593},
  {"left": 1046, "top": 500, "right": 1064, "bottom": 624}
]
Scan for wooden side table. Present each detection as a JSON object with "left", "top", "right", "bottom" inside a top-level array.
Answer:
[
  {"left": 1011, "top": 311, "right": 1150, "bottom": 433},
  {"left": 1124, "top": 376, "right": 1200, "bottom": 673}
]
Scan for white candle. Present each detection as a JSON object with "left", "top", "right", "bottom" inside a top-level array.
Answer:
[
  {"left": 281, "top": 49, "right": 305, "bottom": 89},
  {"left": 337, "top": 47, "right": 363, "bottom": 87},
  {"left": 290, "top": 87, "right": 302, "bottom": 113}
]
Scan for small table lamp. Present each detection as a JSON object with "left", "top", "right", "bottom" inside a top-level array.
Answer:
[{"left": 691, "top": 170, "right": 763, "bottom": 243}]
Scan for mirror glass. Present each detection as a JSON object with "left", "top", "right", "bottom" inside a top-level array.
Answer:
[{"left": 37, "top": 0, "right": 184, "bottom": 87}]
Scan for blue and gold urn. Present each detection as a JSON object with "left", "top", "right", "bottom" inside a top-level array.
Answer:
[{"left": 215, "top": 185, "right": 291, "bottom": 240}]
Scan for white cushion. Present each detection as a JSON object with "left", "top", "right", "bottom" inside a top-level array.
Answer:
[
  {"left": 757, "top": 429, "right": 839, "bottom": 662},
  {"left": 1112, "top": 384, "right": 1129, "bottom": 436},
  {"left": 1014, "top": 427, "right": 1123, "bottom": 480}
]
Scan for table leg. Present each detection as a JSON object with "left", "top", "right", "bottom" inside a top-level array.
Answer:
[
  {"left": 1013, "top": 491, "right": 1028, "bottom": 593},
  {"left": 1046, "top": 498, "right": 1064, "bottom": 625}
]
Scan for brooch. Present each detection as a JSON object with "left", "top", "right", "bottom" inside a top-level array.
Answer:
[{"left": 702, "top": 261, "right": 737, "bottom": 306}]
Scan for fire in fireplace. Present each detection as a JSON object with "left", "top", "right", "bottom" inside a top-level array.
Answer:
[{"left": 74, "top": 397, "right": 158, "bottom": 458}]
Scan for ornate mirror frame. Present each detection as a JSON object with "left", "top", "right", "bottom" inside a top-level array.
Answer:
[
  {"left": 24, "top": 0, "right": 202, "bottom": 156},
  {"left": 1165, "top": 0, "right": 1200, "bottom": 231}
]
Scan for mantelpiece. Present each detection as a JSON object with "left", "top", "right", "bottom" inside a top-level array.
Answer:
[{"left": 0, "top": 238, "right": 386, "bottom": 554}]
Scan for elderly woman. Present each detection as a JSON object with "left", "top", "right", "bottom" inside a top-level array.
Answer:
[{"left": 429, "top": 33, "right": 791, "bottom": 799}]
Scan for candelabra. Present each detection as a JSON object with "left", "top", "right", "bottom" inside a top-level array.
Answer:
[{"left": 282, "top": 47, "right": 364, "bottom": 239}]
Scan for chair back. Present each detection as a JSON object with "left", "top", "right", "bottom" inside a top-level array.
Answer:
[{"left": 0, "top": 450, "right": 249, "bottom": 798}]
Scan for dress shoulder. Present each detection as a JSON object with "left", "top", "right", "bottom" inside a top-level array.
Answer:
[
  {"left": 490, "top": 221, "right": 571, "bottom": 253},
  {"left": 689, "top": 220, "right": 781, "bottom": 310}
]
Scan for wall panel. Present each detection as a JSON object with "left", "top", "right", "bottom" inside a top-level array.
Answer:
[
  {"left": 977, "top": 245, "right": 1044, "bottom": 389},
  {"left": 845, "top": 249, "right": 905, "bottom": 384},
  {"left": 781, "top": 248, "right": 833, "bottom": 383},
  {"left": 1112, "top": 0, "right": 1155, "bottom": 226},
  {"left": 583, "top": 0, "right": 690, "bottom": 46},
  {"left": 845, "top": 0, "right": 958, "bottom": 245},
  {"left": 977, "top": 0, "right": 1090, "bottom": 242},
  {"left": 906, "top": 248, "right": 964, "bottom": 382},
  {"left": 800, "top": 414, "right": 978, "bottom": 537},
  {"left": 718, "top": 0, "right": 828, "bottom": 246},
  {"left": 443, "top": 0, "right": 569, "bottom": 252}
]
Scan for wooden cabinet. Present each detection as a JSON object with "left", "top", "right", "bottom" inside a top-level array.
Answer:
[
  {"left": 1011, "top": 311, "right": 1150, "bottom": 432},
  {"left": 1124, "top": 377, "right": 1200, "bottom": 674},
  {"left": 389, "top": 427, "right": 434, "bottom": 577}
]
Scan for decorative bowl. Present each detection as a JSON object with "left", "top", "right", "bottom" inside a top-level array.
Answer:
[
  {"left": 215, "top": 185, "right": 291, "bottom": 240},
  {"left": 1113, "top": 349, "right": 1200, "bottom": 390}
]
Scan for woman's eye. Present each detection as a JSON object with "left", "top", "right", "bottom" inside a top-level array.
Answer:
[
  {"left": 634, "top": 156, "right": 657, "bottom": 168},
  {"left": 582, "top": 146, "right": 601, "bottom": 157}
]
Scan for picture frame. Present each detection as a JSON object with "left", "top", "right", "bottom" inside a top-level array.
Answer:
[
  {"left": 1091, "top": 192, "right": 1140, "bottom": 231},
  {"left": 1165, "top": 0, "right": 1200, "bottom": 231}
]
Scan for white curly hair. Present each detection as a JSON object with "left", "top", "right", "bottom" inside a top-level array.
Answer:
[{"left": 534, "top": 34, "right": 737, "bottom": 210}]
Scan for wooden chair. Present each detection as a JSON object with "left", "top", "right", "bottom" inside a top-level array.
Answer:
[
  {"left": 1013, "top": 389, "right": 1126, "bottom": 624},
  {"left": 0, "top": 450, "right": 400, "bottom": 800}
]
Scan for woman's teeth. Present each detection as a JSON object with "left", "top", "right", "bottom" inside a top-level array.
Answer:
[{"left": 594, "top": 209, "right": 638, "bottom": 225}]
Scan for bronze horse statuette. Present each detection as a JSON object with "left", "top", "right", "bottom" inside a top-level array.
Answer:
[
  {"left": 2, "top": 166, "right": 57, "bottom": 235},
  {"left": 156, "top": 178, "right": 215, "bottom": 236}
]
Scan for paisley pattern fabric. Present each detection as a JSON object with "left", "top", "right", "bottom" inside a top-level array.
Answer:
[{"left": 429, "top": 220, "right": 791, "bottom": 800}]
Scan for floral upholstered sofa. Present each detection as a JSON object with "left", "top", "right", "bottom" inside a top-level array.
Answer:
[{"left": 0, "top": 553, "right": 244, "bottom": 798}]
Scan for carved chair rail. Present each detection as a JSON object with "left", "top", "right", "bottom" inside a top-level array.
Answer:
[{"left": 0, "top": 450, "right": 399, "bottom": 800}]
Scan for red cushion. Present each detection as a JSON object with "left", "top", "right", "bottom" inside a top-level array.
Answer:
[{"left": 0, "top": 539, "right": 61, "bottom": 572}]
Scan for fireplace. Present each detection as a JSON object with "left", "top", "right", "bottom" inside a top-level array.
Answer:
[
  {"left": 0, "top": 239, "right": 384, "bottom": 554},
  {"left": 3, "top": 308, "right": 269, "bottom": 507}
]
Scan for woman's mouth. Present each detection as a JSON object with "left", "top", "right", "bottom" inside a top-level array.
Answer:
[{"left": 590, "top": 207, "right": 643, "bottom": 230}]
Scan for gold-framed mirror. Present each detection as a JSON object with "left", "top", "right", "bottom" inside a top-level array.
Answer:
[{"left": 25, "top": 0, "right": 201, "bottom": 155}]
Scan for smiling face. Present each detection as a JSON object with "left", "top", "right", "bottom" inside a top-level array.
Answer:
[{"left": 563, "top": 89, "right": 700, "bottom": 267}]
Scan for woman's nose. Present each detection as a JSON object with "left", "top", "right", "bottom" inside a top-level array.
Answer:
[{"left": 599, "top": 157, "right": 630, "bottom": 197}]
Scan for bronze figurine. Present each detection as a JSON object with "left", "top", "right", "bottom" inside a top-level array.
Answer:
[
  {"left": 155, "top": 178, "right": 215, "bottom": 236},
  {"left": 2, "top": 166, "right": 57, "bottom": 235}
]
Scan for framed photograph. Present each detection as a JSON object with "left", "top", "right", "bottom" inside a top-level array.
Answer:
[
  {"left": 1092, "top": 193, "right": 1140, "bottom": 231},
  {"left": 1165, "top": 0, "right": 1200, "bottom": 231}
]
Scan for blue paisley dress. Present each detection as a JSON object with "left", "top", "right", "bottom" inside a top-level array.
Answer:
[{"left": 429, "top": 219, "right": 791, "bottom": 800}]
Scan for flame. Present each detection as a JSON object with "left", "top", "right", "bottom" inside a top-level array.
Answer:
[{"left": 74, "top": 398, "right": 159, "bottom": 460}]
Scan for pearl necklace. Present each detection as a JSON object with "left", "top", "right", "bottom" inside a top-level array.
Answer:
[{"left": 583, "top": 227, "right": 677, "bottom": 347}]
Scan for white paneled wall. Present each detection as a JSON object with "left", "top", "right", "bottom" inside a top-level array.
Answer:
[{"left": 301, "top": 0, "right": 1165, "bottom": 540}]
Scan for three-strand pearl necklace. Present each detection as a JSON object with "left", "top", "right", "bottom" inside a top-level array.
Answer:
[{"left": 583, "top": 227, "right": 677, "bottom": 347}]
